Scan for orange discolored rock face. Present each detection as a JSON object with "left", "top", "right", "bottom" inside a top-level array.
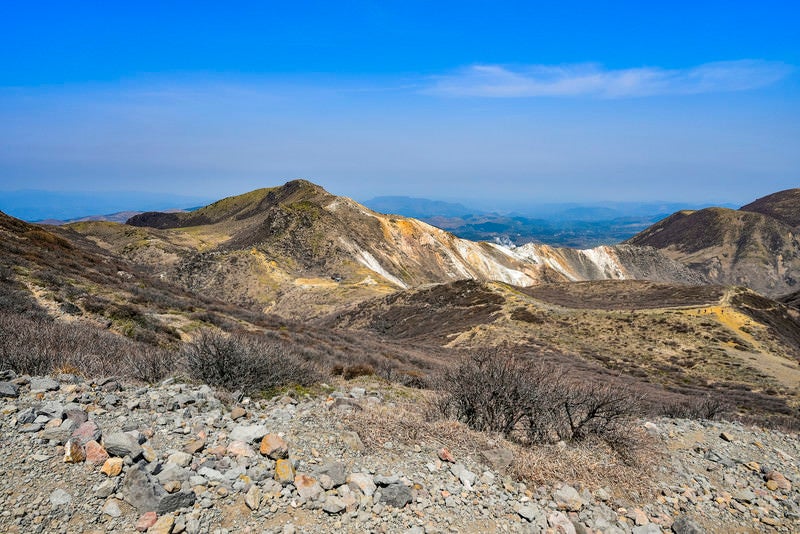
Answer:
[{"left": 260, "top": 433, "right": 289, "bottom": 459}]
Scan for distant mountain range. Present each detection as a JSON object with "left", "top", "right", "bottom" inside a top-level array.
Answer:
[{"left": 362, "top": 196, "right": 731, "bottom": 247}]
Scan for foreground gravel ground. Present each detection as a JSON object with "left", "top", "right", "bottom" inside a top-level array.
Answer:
[{"left": 0, "top": 372, "right": 797, "bottom": 533}]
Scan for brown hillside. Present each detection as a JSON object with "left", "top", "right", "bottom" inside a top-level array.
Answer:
[{"left": 740, "top": 188, "right": 800, "bottom": 228}]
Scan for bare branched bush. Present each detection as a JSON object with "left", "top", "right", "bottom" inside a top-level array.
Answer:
[
  {"left": 182, "top": 329, "right": 321, "bottom": 394},
  {"left": 659, "top": 394, "right": 730, "bottom": 420},
  {"left": 0, "top": 312, "right": 175, "bottom": 382},
  {"left": 436, "top": 349, "right": 642, "bottom": 457}
]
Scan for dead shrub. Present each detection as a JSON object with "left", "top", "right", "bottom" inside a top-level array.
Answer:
[
  {"left": 436, "top": 348, "right": 643, "bottom": 458},
  {"left": 182, "top": 329, "right": 321, "bottom": 394},
  {"left": 0, "top": 311, "right": 176, "bottom": 382}
]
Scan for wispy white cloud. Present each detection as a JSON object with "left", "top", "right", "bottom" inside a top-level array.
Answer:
[{"left": 427, "top": 60, "right": 793, "bottom": 98}]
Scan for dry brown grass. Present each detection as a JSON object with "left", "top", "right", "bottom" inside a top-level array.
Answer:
[{"left": 343, "top": 390, "right": 659, "bottom": 498}]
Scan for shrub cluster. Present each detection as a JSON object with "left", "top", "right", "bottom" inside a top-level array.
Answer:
[
  {"left": 436, "top": 349, "right": 642, "bottom": 455},
  {"left": 0, "top": 312, "right": 176, "bottom": 383},
  {"left": 182, "top": 329, "right": 321, "bottom": 395}
]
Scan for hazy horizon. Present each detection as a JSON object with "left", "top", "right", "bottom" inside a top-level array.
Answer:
[{"left": 1, "top": 2, "right": 798, "bottom": 210}]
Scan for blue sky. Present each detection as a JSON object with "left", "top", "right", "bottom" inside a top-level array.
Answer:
[{"left": 0, "top": 1, "right": 798, "bottom": 214}]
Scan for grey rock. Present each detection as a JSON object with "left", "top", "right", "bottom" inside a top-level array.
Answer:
[
  {"left": 633, "top": 525, "right": 662, "bottom": 534},
  {"left": 198, "top": 466, "right": 225, "bottom": 482},
  {"left": 322, "top": 496, "right": 346, "bottom": 514},
  {"left": 548, "top": 511, "right": 577, "bottom": 534},
  {"left": 156, "top": 462, "right": 190, "bottom": 484},
  {"left": 518, "top": 503, "right": 545, "bottom": 523},
  {"left": 101, "top": 498, "right": 122, "bottom": 518},
  {"left": 102, "top": 394, "right": 120, "bottom": 406},
  {"left": 347, "top": 473, "right": 377, "bottom": 496},
  {"left": 30, "top": 377, "right": 59, "bottom": 393},
  {"left": 122, "top": 463, "right": 165, "bottom": 512},
  {"left": 16, "top": 407, "right": 36, "bottom": 423},
  {"left": 378, "top": 483, "right": 413, "bottom": 508},
  {"left": 104, "top": 432, "right": 143, "bottom": 459},
  {"left": 158, "top": 491, "right": 196, "bottom": 514},
  {"left": 229, "top": 424, "right": 268, "bottom": 444},
  {"left": 41, "top": 423, "right": 73, "bottom": 445},
  {"left": 315, "top": 461, "right": 347, "bottom": 488},
  {"left": 94, "top": 480, "right": 117, "bottom": 499},
  {"left": 167, "top": 451, "right": 193, "bottom": 468},
  {"left": 37, "top": 401, "right": 64, "bottom": 420},
  {"left": 671, "top": 515, "right": 704, "bottom": 534},
  {"left": 554, "top": 484, "right": 584, "bottom": 511},
  {"left": 450, "top": 463, "right": 477, "bottom": 489},
  {"left": 49, "top": 488, "right": 72, "bottom": 507},
  {"left": 0, "top": 381, "right": 19, "bottom": 398}
]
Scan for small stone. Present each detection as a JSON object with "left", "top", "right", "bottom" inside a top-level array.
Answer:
[
  {"left": 158, "top": 491, "right": 196, "bottom": 514},
  {"left": 63, "top": 439, "right": 86, "bottom": 463},
  {"left": 136, "top": 512, "right": 158, "bottom": 532},
  {"left": 260, "top": 434, "right": 289, "bottom": 459},
  {"left": 142, "top": 444, "right": 157, "bottom": 463},
  {"left": 104, "top": 432, "right": 143, "bottom": 459},
  {"left": 229, "top": 424, "right": 268, "bottom": 444},
  {"left": 49, "top": 488, "right": 72, "bottom": 507},
  {"left": 719, "top": 431, "right": 734, "bottom": 442},
  {"left": 547, "top": 511, "right": 576, "bottom": 534},
  {"left": 101, "top": 457, "right": 124, "bottom": 477},
  {"left": 450, "top": 463, "right": 477, "bottom": 489},
  {"left": 347, "top": 473, "right": 376, "bottom": 496},
  {"left": 554, "top": 485, "right": 584, "bottom": 512},
  {"left": 294, "top": 474, "right": 323, "bottom": 500},
  {"left": 323, "top": 496, "right": 346, "bottom": 514},
  {"left": 518, "top": 503, "right": 544, "bottom": 523},
  {"left": 163, "top": 481, "right": 181, "bottom": 493},
  {"left": 227, "top": 440, "right": 256, "bottom": 458},
  {"left": 0, "top": 381, "right": 19, "bottom": 398},
  {"left": 437, "top": 447, "right": 455, "bottom": 463},
  {"left": 316, "top": 462, "right": 347, "bottom": 488},
  {"left": 30, "top": 377, "right": 60, "bottom": 393},
  {"left": 274, "top": 458, "right": 295, "bottom": 485},
  {"left": 245, "top": 485, "right": 261, "bottom": 511},
  {"left": 85, "top": 440, "right": 110, "bottom": 465},
  {"left": 183, "top": 439, "right": 205, "bottom": 454},
  {"left": 167, "top": 451, "right": 193, "bottom": 467},
  {"left": 671, "top": 515, "right": 703, "bottom": 534},
  {"left": 102, "top": 498, "right": 123, "bottom": 518},
  {"left": 148, "top": 513, "right": 175, "bottom": 534},
  {"left": 765, "top": 471, "right": 791, "bottom": 491},
  {"left": 378, "top": 483, "right": 413, "bottom": 508},
  {"left": 71, "top": 420, "right": 102, "bottom": 445},
  {"left": 230, "top": 406, "right": 246, "bottom": 420}
]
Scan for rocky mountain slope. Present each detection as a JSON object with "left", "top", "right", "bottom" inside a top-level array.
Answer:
[
  {"left": 1, "top": 373, "right": 798, "bottom": 533},
  {"left": 69, "top": 180, "right": 705, "bottom": 318},
  {"left": 627, "top": 189, "right": 800, "bottom": 297}
]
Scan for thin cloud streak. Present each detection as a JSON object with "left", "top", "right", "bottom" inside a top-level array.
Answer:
[{"left": 428, "top": 60, "right": 793, "bottom": 98}]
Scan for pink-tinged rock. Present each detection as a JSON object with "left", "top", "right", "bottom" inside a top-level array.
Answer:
[
  {"left": 260, "top": 434, "right": 289, "bottom": 459},
  {"left": 227, "top": 440, "right": 256, "bottom": 458},
  {"left": 294, "top": 474, "right": 323, "bottom": 500},
  {"left": 183, "top": 438, "right": 205, "bottom": 454},
  {"left": 437, "top": 447, "right": 455, "bottom": 463},
  {"left": 135, "top": 511, "right": 158, "bottom": 532},
  {"left": 71, "top": 420, "right": 102, "bottom": 446},
  {"left": 85, "top": 440, "right": 110, "bottom": 465},
  {"left": 63, "top": 439, "right": 86, "bottom": 463}
]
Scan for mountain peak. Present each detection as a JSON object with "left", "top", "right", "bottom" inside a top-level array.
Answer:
[{"left": 740, "top": 188, "right": 800, "bottom": 228}]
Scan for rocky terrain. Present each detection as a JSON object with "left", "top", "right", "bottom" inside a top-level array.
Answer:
[{"left": 1, "top": 373, "right": 798, "bottom": 534}]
